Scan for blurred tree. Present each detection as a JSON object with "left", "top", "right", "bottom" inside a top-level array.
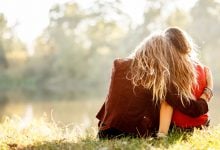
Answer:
[
  {"left": 0, "top": 45, "right": 7, "bottom": 68},
  {"left": 122, "top": 0, "right": 191, "bottom": 55},
  {"left": 6, "top": 37, "right": 27, "bottom": 67},
  {"left": 5, "top": 0, "right": 219, "bottom": 98},
  {"left": 0, "top": 13, "right": 27, "bottom": 69},
  {"left": 0, "top": 13, "right": 9, "bottom": 68},
  {"left": 189, "top": 0, "right": 220, "bottom": 84},
  {"left": 189, "top": 0, "right": 220, "bottom": 47},
  {"left": 166, "top": 8, "right": 190, "bottom": 28},
  {"left": 30, "top": 0, "right": 129, "bottom": 97},
  {"left": 30, "top": 0, "right": 195, "bottom": 97}
]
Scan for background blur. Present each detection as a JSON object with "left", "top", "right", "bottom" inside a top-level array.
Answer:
[{"left": 0, "top": 0, "right": 219, "bottom": 127}]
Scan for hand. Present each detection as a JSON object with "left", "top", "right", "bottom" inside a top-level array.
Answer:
[
  {"left": 200, "top": 66, "right": 213, "bottom": 102},
  {"left": 200, "top": 93, "right": 210, "bottom": 102},
  {"left": 204, "top": 67, "right": 213, "bottom": 90}
]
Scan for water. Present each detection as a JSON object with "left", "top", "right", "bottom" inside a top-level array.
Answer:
[
  {"left": 0, "top": 91, "right": 219, "bottom": 127},
  {"left": 0, "top": 92, "right": 103, "bottom": 127}
]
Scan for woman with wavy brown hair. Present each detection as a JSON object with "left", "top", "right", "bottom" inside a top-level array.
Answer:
[
  {"left": 96, "top": 30, "right": 212, "bottom": 139},
  {"left": 158, "top": 27, "right": 213, "bottom": 137}
]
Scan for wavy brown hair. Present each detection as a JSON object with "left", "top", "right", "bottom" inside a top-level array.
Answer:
[
  {"left": 164, "top": 27, "right": 198, "bottom": 103},
  {"left": 129, "top": 32, "right": 172, "bottom": 104}
]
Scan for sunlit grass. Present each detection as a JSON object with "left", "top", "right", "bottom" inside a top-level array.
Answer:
[
  {"left": 0, "top": 115, "right": 97, "bottom": 149},
  {"left": 0, "top": 97, "right": 220, "bottom": 149},
  {"left": 0, "top": 115, "right": 220, "bottom": 150}
]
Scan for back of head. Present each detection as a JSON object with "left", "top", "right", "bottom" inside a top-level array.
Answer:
[
  {"left": 130, "top": 32, "right": 172, "bottom": 104},
  {"left": 164, "top": 27, "right": 198, "bottom": 60},
  {"left": 164, "top": 27, "right": 198, "bottom": 102},
  {"left": 164, "top": 27, "right": 191, "bottom": 54}
]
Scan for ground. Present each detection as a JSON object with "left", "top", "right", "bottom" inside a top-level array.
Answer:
[{"left": 0, "top": 116, "right": 220, "bottom": 150}]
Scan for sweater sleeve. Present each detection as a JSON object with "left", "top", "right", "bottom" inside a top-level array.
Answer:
[{"left": 165, "top": 92, "right": 209, "bottom": 118}]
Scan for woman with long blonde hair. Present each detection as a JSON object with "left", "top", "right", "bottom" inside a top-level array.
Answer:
[
  {"left": 96, "top": 30, "right": 212, "bottom": 139},
  {"left": 158, "top": 27, "right": 213, "bottom": 137}
]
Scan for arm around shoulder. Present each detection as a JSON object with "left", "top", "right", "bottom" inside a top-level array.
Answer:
[{"left": 165, "top": 91, "right": 209, "bottom": 118}]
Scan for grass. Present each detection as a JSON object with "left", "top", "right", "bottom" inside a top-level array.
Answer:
[
  {"left": 0, "top": 116, "right": 220, "bottom": 150},
  {"left": 1, "top": 97, "right": 220, "bottom": 149}
]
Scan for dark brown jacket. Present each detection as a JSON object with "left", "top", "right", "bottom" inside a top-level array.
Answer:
[{"left": 96, "top": 58, "right": 208, "bottom": 137}]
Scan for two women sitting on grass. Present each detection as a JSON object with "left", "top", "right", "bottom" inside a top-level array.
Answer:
[{"left": 96, "top": 27, "right": 213, "bottom": 139}]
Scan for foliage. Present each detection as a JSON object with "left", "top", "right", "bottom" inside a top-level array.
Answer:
[
  {"left": 0, "top": 13, "right": 27, "bottom": 69},
  {"left": 23, "top": 1, "right": 130, "bottom": 97},
  {"left": 188, "top": 0, "right": 220, "bottom": 82},
  {"left": 0, "top": 0, "right": 220, "bottom": 98},
  {"left": 0, "top": 13, "right": 8, "bottom": 68}
]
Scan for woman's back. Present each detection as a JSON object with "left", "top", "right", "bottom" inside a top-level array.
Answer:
[
  {"left": 96, "top": 30, "right": 210, "bottom": 139},
  {"left": 96, "top": 58, "right": 160, "bottom": 137},
  {"left": 172, "top": 63, "right": 208, "bottom": 128}
]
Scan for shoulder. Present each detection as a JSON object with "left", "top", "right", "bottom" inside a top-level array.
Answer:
[
  {"left": 113, "top": 58, "right": 133, "bottom": 69},
  {"left": 193, "top": 61, "right": 205, "bottom": 72}
]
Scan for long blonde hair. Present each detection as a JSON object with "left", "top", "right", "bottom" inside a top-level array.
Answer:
[
  {"left": 130, "top": 32, "right": 172, "bottom": 104},
  {"left": 164, "top": 27, "right": 198, "bottom": 103},
  {"left": 129, "top": 28, "right": 198, "bottom": 104}
]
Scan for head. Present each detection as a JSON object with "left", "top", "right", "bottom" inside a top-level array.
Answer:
[
  {"left": 164, "top": 27, "right": 198, "bottom": 102},
  {"left": 164, "top": 27, "right": 198, "bottom": 59},
  {"left": 129, "top": 32, "right": 173, "bottom": 104}
]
